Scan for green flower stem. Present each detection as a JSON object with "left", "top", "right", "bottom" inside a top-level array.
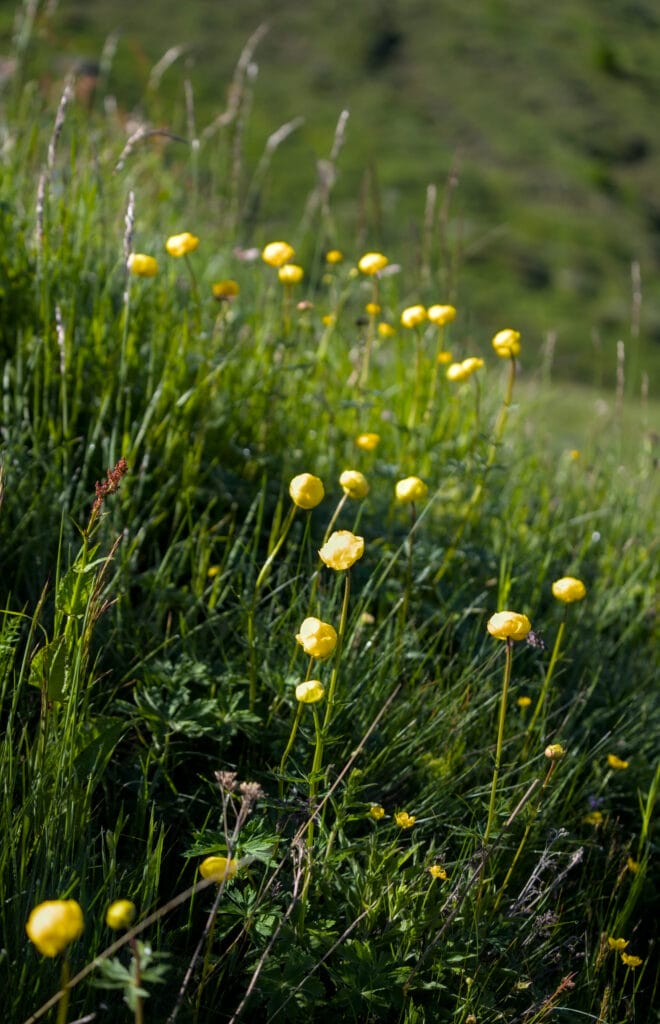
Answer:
[
  {"left": 279, "top": 702, "right": 304, "bottom": 799},
  {"left": 434, "top": 355, "right": 517, "bottom": 586},
  {"left": 484, "top": 638, "right": 514, "bottom": 844},
  {"left": 407, "top": 327, "right": 423, "bottom": 430},
  {"left": 359, "top": 280, "right": 379, "bottom": 389},
  {"left": 522, "top": 612, "right": 567, "bottom": 759},
  {"left": 55, "top": 960, "right": 70, "bottom": 1024},
  {"left": 321, "top": 569, "right": 351, "bottom": 736},
  {"left": 400, "top": 501, "right": 417, "bottom": 629},
  {"left": 255, "top": 504, "right": 297, "bottom": 592},
  {"left": 184, "top": 252, "right": 201, "bottom": 328},
  {"left": 424, "top": 325, "right": 445, "bottom": 421},
  {"left": 323, "top": 494, "right": 348, "bottom": 545}
]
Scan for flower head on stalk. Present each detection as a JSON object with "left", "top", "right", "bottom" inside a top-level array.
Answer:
[
  {"left": 355, "top": 432, "right": 380, "bottom": 451},
  {"left": 26, "top": 900, "right": 84, "bottom": 957},
  {"left": 262, "top": 241, "right": 294, "bottom": 267},
  {"left": 200, "top": 856, "right": 238, "bottom": 882},
  {"left": 400, "top": 305, "right": 427, "bottom": 328},
  {"left": 552, "top": 576, "right": 587, "bottom": 603},
  {"left": 289, "top": 473, "right": 324, "bottom": 510},
  {"left": 427, "top": 304, "right": 456, "bottom": 325},
  {"left": 296, "top": 617, "right": 337, "bottom": 660},
  {"left": 358, "top": 252, "right": 388, "bottom": 275},
  {"left": 295, "top": 679, "right": 325, "bottom": 703},
  {"left": 492, "top": 328, "right": 521, "bottom": 358},
  {"left": 319, "top": 530, "right": 364, "bottom": 570},
  {"left": 339, "top": 470, "right": 369, "bottom": 499},
  {"left": 165, "top": 232, "right": 199, "bottom": 257},
  {"left": 487, "top": 611, "right": 532, "bottom": 641},
  {"left": 127, "top": 253, "right": 158, "bottom": 277},
  {"left": 278, "top": 263, "right": 304, "bottom": 285},
  {"left": 106, "top": 900, "right": 136, "bottom": 930},
  {"left": 395, "top": 476, "right": 428, "bottom": 503}
]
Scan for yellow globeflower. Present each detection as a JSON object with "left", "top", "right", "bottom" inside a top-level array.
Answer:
[
  {"left": 289, "top": 473, "right": 325, "bottom": 510},
  {"left": 127, "top": 253, "right": 158, "bottom": 277},
  {"left": 552, "top": 577, "right": 587, "bottom": 603},
  {"left": 365, "top": 302, "right": 381, "bottom": 316},
  {"left": 544, "top": 743, "right": 566, "bottom": 760},
  {"left": 395, "top": 476, "right": 428, "bottom": 503},
  {"left": 200, "top": 856, "right": 238, "bottom": 882},
  {"left": 487, "top": 611, "right": 532, "bottom": 641},
  {"left": 295, "top": 679, "right": 325, "bottom": 703},
  {"left": 437, "top": 350, "right": 453, "bottom": 364},
  {"left": 462, "top": 357, "right": 484, "bottom": 374},
  {"left": 262, "top": 241, "right": 295, "bottom": 267},
  {"left": 492, "top": 328, "right": 521, "bottom": 358},
  {"left": 295, "top": 617, "right": 338, "bottom": 660},
  {"left": 319, "top": 530, "right": 365, "bottom": 570},
  {"left": 428, "top": 864, "right": 448, "bottom": 880},
  {"left": 165, "top": 232, "right": 199, "bottom": 257},
  {"left": 427, "top": 304, "right": 456, "bottom": 325},
  {"left": 278, "top": 263, "right": 304, "bottom": 285},
  {"left": 358, "top": 252, "right": 388, "bottom": 275},
  {"left": 26, "top": 900, "right": 84, "bottom": 957},
  {"left": 607, "top": 937, "right": 629, "bottom": 951},
  {"left": 400, "top": 305, "right": 427, "bottom": 328},
  {"left": 378, "top": 322, "right": 396, "bottom": 338},
  {"left": 105, "top": 899, "right": 136, "bottom": 930},
  {"left": 395, "top": 811, "right": 416, "bottom": 829},
  {"left": 369, "top": 804, "right": 385, "bottom": 820},
  {"left": 325, "top": 249, "right": 343, "bottom": 264},
  {"left": 607, "top": 753, "right": 629, "bottom": 770},
  {"left": 621, "top": 953, "right": 643, "bottom": 968},
  {"left": 212, "top": 279, "right": 240, "bottom": 300},
  {"left": 339, "top": 469, "right": 369, "bottom": 499},
  {"left": 584, "top": 810, "right": 603, "bottom": 826},
  {"left": 517, "top": 695, "right": 532, "bottom": 708},
  {"left": 355, "top": 432, "right": 380, "bottom": 451},
  {"left": 446, "top": 362, "right": 470, "bottom": 383}
]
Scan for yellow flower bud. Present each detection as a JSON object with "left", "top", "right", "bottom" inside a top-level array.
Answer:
[
  {"left": 295, "top": 617, "right": 338, "bottom": 659},
  {"left": 446, "top": 362, "right": 470, "bottom": 383},
  {"left": 289, "top": 473, "right": 325, "bottom": 510},
  {"left": 322, "top": 314, "right": 336, "bottom": 326},
  {"left": 105, "top": 899, "right": 136, "bottom": 930},
  {"left": 621, "top": 953, "right": 643, "bottom": 968},
  {"left": 339, "top": 469, "right": 369, "bottom": 499},
  {"left": 378, "top": 322, "right": 395, "bottom": 338},
  {"left": 437, "top": 350, "right": 452, "bottom": 364},
  {"left": 325, "top": 249, "right": 343, "bottom": 264},
  {"left": 394, "top": 811, "right": 416, "bottom": 829},
  {"left": 544, "top": 743, "right": 566, "bottom": 759},
  {"left": 607, "top": 937, "right": 629, "bottom": 951},
  {"left": 200, "top": 856, "right": 238, "bottom": 882},
  {"left": 517, "top": 695, "right": 532, "bottom": 708},
  {"left": 428, "top": 864, "right": 448, "bottom": 879},
  {"left": 551, "top": 576, "right": 587, "bottom": 603},
  {"left": 355, "top": 432, "right": 380, "bottom": 451},
  {"left": 365, "top": 302, "right": 381, "bottom": 316},
  {"left": 492, "top": 328, "right": 521, "bottom": 358},
  {"left": 487, "top": 611, "right": 532, "bottom": 641},
  {"left": 262, "top": 241, "right": 295, "bottom": 267},
  {"left": 165, "top": 232, "right": 199, "bottom": 257},
  {"left": 358, "top": 252, "right": 388, "bottom": 275},
  {"left": 26, "top": 900, "right": 84, "bottom": 957},
  {"left": 368, "top": 804, "right": 385, "bottom": 820},
  {"left": 295, "top": 679, "right": 325, "bottom": 703},
  {"left": 395, "top": 476, "right": 428, "bottom": 503},
  {"left": 212, "top": 279, "right": 240, "bottom": 300},
  {"left": 400, "top": 304, "right": 427, "bottom": 328},
  {"left": 278, "top": 263, "right": 304, "bottom": 285},
  {"left": 427, "top": 304, "right": 456, "bottom": 325},
  {"left": 127, "top": 253, "right": 159, "bottom": 277},
  {"left": 318, "top": 530, "right": 365, "bottom": 570},
  {"left": 607, "top": 753, "right": 629, "bottom": 770},
  {"left": 461, "top": 356, "right": 484, "bottom": 374}
]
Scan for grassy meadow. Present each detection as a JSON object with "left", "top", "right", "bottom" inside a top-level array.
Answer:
[{"left": 0, "top": 4, "right": 659, "bottom": 1023}]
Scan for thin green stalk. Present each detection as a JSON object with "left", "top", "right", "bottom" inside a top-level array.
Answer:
[
  {"left": 279, "top": 702, "right": 303, "bottom": 799},
  {"left": 54, "top": 960, "right": 70, "bottom": 1024},
  {"left": 484, "top": 638, "right": 513, "bottom": 844},
  {"left": 522, "top": 612, "right": 567, "bottom": 759}
]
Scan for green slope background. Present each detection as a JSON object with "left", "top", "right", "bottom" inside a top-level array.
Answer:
[{"left": 3, "top": 0, "right": 660, "bottom": 395}]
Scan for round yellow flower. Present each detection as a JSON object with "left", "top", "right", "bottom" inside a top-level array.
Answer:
[
  {"left": 395, "top": 476, "right": 428, "bottom": 503},
  {"left": 325, "top": 249, "right": 343, "bottom": 264},
  {"left": 358, "top": 252, "right": 388, "bottom": 275},
  {"left": 378, "top": 322, "right": 396, "bottom": 338},
  {"left": 621, "top": 952, "right": 643, "bottom": 968},
  {"left": 446, "top": 362, "right": 470, "bottom": 383},
  {"left": 487, "top": 611, "right": 532, "bottom": 641},
  {"left": 165, "top": 232, "right": 199, "bottom": 257},
  {"left": 552, "top": 577, "right": 587, "bottom": 603},
  {"left": 262, "top": 241, "right": 295, "bottom": 267},
  {"left": 428, "top": 864, "right": 448, "bottom": 880},
  {"left": 295, "top": 617, "right": 338, "bottom": 660},
  {"left": 492, "top": 328, "right": 521, "bottom": 358},
  {"left": 26, "top": 900, "right": 84, "bottom": 957},
  {"left": 127, "top": 253, "right": 158, "bottom": 277},
  {"left": 607, "top": 753, "right": 629, "bottom": 770},
  {"left": 295, "top": 679, "right": 325, "bottom": 703},
  {"left": 339, "top": 469, "right": 369, "bottom": 500},
  {"left": 368, "top": 804, "right": 385, "bottom": 820},
  {"left": 462, "top": 356, "right": 484, "bottom": 374},
  {"left": 318, "top": 530, "right": 365, "bottom": 570},
  {"left": 607, "top": 937, "right": 629, "bottom": 951},
  {"left": 400, "top": 304, "right": 427, "bottom": 328},
  {"left": 395, "top": 811, "right": 416, "bottom": 829},
  {"left": 365, "top": 302, "right": 381, "bottom": 316},
  {"left": 437, "top": 350, "right": 452, "bottom": 364},
  {"left": 355, "top": 432, "right": 380, "bottom": 451},
  {"left": 584, "top": 810, "right": 604, "bottom": 826},
  {"left": 200, "top": 856, "right": 238, "bottom": 882},
  {"left": 427, "top": 304, "right": 456, "bottom": 325},
  {"left": 544, "top": 743, "right": 566, "bottom": 760},
  {"left": 517, "top": 695, "right": 532, "bottom": 708},
  {"left": 105, "top": 899, "right": 136, "bottom": 930},
  {"left": 289, "top": 473, "right": 325, "bottom": 510},
  {"left": 278, "top": 263, "right": 304, "bottom": 285},
  {"left": 212, "top": 279, "right": 240, "bottom": 300}
]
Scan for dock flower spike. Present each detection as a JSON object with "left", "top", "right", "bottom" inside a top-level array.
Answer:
[
  {"left": 26, "top": 899, "right": 84, "bottom": 957},
  {"left": 487, "top": 611, "right": 532, "bottom": 641},
  {"left": 319, "top": 530, "right": 364, "bottom": 570}
]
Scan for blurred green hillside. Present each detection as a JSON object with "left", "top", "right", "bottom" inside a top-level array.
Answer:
[{"left": 2, "top": 0, "right": 660, "bottom": 391}]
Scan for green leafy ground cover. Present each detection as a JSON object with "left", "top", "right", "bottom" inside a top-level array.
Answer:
[{"left": 0, "top": 5, "right": 658, "bottom": 1023}]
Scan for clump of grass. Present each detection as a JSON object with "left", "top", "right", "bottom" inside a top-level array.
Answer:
[{"left": 0, "top": 24, "right": 657, "bottom": 1024}]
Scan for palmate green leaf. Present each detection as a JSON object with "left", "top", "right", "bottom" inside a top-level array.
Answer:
[{"left": 28, "top": 636, "right": 66, "bottom": 702}]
